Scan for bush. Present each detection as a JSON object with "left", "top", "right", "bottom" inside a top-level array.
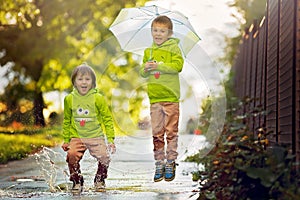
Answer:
[{"left": 188, "top": 99, "right": 300, "bottom": 200}]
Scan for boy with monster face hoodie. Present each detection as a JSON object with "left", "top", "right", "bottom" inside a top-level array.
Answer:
[
  {"left": 139, "top": 15, "right": 184, "bottom": 182},
  {"left": 62, "top": 64, "right": 116, "bottom": 194}
]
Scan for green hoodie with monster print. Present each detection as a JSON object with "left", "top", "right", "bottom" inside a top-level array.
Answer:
[
  {"left": 62, "top": 88, "right": 115, "bottom": 144},
  {"left": 139, "top": 38, "right": 184, "bottom": 104}
]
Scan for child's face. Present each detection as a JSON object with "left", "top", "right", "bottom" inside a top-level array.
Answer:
[
  {"left": 151, "top": 22, "right": 172, "bottom": 46},
  {"left": 74, "top": 72, "right": 93, "bottom": 95}
]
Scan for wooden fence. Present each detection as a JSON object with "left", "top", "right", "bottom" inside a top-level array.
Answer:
[{"left": 232, "top": 0, "right": 300, "bottom": 162}]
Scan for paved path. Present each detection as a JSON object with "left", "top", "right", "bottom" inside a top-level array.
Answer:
[{"left": 0, "top": 131, "right": 206, "bottom": 199}]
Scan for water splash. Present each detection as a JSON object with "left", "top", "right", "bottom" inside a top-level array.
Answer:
[
  {"left": 1, "top": 143, "right": 199, "bottom": 199},
  {"left": 34, "top": 147, "right": 69, "bottom": 192}
]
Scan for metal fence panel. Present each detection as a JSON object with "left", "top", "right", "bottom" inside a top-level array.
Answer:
[
  {"left": 278, "top": 0, "right": 295, "bottom": 148},
  {"left": 256, "top": 18, "right": 267, "bottom": 130},
  {"left": 295, "top": 0, "right": 300, "bottom": 159},
  {"left": 251, "top": 27, "right": 259, "bottom": 132},
  {"left": 232, "top": 0, "right": 300, "bottom": 162},
  {"left": 266, "top": 0, "right": 280, "bottom": 143}
]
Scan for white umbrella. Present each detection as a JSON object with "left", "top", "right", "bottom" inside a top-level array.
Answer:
[{"left": 109, "top": 5, "right": 201, "bottom": 57}]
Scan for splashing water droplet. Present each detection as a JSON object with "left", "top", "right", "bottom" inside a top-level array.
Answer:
[{"left": 34, "top": 147, "right": 69, "bottom": 193}]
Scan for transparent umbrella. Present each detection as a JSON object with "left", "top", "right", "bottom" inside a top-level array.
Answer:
[{"left": 109, "top": 5, "right": 201, "bottom": 57}]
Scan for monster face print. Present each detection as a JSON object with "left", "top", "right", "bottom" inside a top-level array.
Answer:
[
  {"left": 76, "top": 106, "right": 92, "bottom": 127},
  {"left": 72, "top": 92, "right": 100, "bottom": 137}
]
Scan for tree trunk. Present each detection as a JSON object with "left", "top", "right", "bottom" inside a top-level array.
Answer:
[{"left": 33, "top": 92, "right": 45, "bottom": 127}]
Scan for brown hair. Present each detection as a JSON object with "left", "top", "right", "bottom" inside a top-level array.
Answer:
[
  {"left": 71, "top": 63, "right": 97, "bottom": 88},
  {"left": 151, "top": 15, "right": 173, "bottom": 34}
]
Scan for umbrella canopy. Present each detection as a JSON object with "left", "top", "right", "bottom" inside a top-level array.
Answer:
[{"left": 109, "top": 5, "right": 201, "bottom": 57}]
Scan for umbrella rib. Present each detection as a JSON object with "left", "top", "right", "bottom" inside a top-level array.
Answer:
[
  {"left": 139, "top": 5, "right": 171, "bottom": 16},
  {"left": 110, "top": 5, "right": 201, "bottom": 56},
  {"left": 138, "top": 6, "right": 158, "bottom": 16},
  {"left": 122, "top": 20, "right": 152, "bottom": 50}
]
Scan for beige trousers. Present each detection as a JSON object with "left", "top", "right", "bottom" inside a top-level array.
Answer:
[
  {"left": 150, "top": 102, "right": 179, "bottom": 161},
  {"left": 66, "top": 137, "right": 110, "bottom": 179}
]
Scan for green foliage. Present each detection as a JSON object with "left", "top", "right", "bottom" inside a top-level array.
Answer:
[
  {"left": 198, "top": 97, "right": 212, "bottom": 134},
  {"left": 230, "top": 0, "right": 267, "bottom": 29},
  {"left": 221, "top": 34, "right": 242, "bottom": 67},
  {"left": 188, "top": 49, "right": 300, "bottom": 199},
  {"left": 188, "top": 99, "right": 300, "bottom": 200},
  {"left": 0, "top": 0, "right": 146, "bottom": 90},
  {"left": 0, "top": 0, "right": 148, "bottom": 126},
  {"left": 0, "top": 127, "right": 63, "bottom": 164},
  {"left": 189, "top": 95, "right": 227, "bottom": 144},
  {"left": 0, "top": 69, "right": 36, "bottom": 126},
  {"left": 223, "top": 0, "right": 267, "bottom": 66}
]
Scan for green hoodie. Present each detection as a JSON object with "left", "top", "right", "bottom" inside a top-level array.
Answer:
[
  {"left": 139, "top": 38, "right": 184, "bottom": 104},
  {"left": 62, "top": 88, "right": 115, "bottom": 144}
]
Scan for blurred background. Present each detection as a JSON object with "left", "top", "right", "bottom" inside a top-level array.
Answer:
[{"left": 0, "top": 0, "right": 266, "bottom": 163}]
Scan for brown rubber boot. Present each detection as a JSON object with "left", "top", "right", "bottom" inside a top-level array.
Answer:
[
  {"left": 69, "top": 163, "right": 84, "bottom": 194},
  {"left": 94, "top": 162, "right": 108, "bottom": 192}
]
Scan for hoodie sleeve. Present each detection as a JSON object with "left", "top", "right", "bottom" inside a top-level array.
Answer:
[
  {"left": 95, "top": 93, "right": 115, "bottom": 144},
  {"left": 62, "top": 95, "right": 72, "bottom": 143},
  {"left": 139, "top": 48, "right": 151, "bottom": 78}
]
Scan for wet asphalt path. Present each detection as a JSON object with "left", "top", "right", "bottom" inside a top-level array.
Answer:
[{"left": 0, "top": 131, "right": 206, "bottom": 199}]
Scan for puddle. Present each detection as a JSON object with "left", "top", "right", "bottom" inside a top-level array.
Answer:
[{"left": 0, "top": 133, "right": 204, "bottom": 199}]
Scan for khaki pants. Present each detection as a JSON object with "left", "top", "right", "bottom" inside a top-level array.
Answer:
[
  {"left": 150, "top": 102, "right": 179, "bottom": 161},
  {"left": 66, "top": 137, "right": 110, "bottom": 182}
]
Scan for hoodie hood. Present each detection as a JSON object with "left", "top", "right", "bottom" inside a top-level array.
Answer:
[
  {"left": 72, "top": 87, "right": 97, "bottom": 97},
  {"left": 148, "top": 38, "right": 181, "bottom": 60},
  {"left": 151, "top": 37, "right": 180, "bottom": 48}
]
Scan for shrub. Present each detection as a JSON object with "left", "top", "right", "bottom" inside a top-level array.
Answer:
[{"left": 188, "top": 99, "right": 300, "bottom": 200}]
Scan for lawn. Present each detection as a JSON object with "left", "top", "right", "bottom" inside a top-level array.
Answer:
[{"left": 0, "top": 127, "right": 63, "bottom": 164}]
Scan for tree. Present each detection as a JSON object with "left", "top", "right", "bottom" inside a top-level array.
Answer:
[
  {"left": 222, "top": 0, "right": 267, "bottom": 66},
  {"left": 0, "top": 0, "right": 147, "bottom": 126}
]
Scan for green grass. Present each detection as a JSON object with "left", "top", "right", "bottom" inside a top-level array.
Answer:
[{"left": 0, "top": 127, "right": 63, "bottom": 164}]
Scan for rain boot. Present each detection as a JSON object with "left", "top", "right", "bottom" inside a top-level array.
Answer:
[
  {"left": 94, "top": 162, "right": 108, "bottom": 192},
  {"left": 69, "top": 163, "right": 84, "bottom": 195},
  {"left": 154, "top": 160, "right": 165, "bottom": 182}
]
